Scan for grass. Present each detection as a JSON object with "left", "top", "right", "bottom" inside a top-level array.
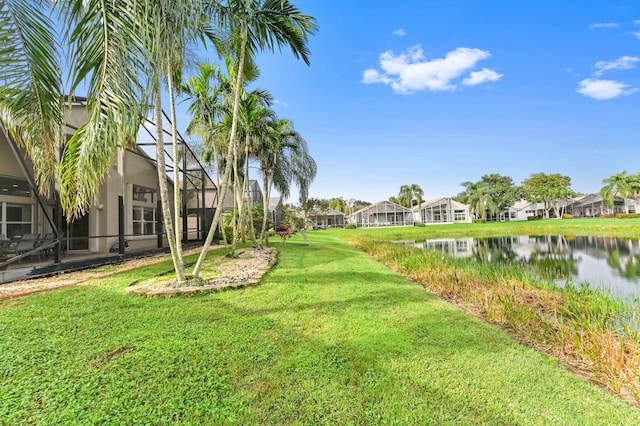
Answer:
[
  {"left": 335, "top": 217, "right": 640, "bottom": 240},
  {"left": 1, "top": 231, "right": 639, "bottom": 424}
]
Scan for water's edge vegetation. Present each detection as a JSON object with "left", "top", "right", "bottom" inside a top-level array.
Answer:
[{"left": 341, "top": 219, "right": 640, "bottom": 406}]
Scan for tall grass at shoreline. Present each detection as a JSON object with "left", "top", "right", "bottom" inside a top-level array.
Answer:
[{"left": 347, "top": 234, "right": 640, "bottom": 405}]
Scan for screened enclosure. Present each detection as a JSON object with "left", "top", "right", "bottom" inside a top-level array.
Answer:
[
  {"left": 417, "top": 197, "right": 471, "bottom": 224},
  {"left": 349, "top": 201, "right": 413, "bottom": 228}
]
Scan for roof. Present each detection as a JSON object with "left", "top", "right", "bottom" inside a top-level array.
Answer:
[
  {"left": 351, "top": 200, "right": 412, "bottom": 216},
  {"left": 414, "top": 197, "right": 469, "bottom": 211}
]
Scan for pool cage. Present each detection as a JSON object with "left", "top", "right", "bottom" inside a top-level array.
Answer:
[
  {"left": 0, "top": 98, "right": 218, "bottom": 282},
  {"left": 348, "top": 201, "right": 414, "bottom": 228}
]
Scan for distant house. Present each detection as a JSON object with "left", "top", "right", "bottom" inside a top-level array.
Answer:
[
  {"left": 348, "top": 201, "right": 413, "bottom": 228},
  {"left": 567, "top": 194, "right": 640, "bottom": 217},
  {"left": 308, "top": 207, "right": 345, "bottom": 229},
  {"left": 199, "top": 179, "right": 263, "bottom": 212},
  {"left": 413, "top": 197, "right": 471, "bottom": 224},
  {"left": 507, "top": 200, "right": 546, "bottom": 221}
]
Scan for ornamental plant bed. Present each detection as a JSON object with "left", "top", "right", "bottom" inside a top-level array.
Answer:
[{"left": 126, "top": 247, "right": 277, "bottom": 297}]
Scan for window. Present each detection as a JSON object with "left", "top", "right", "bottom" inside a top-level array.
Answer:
[
  {"left": 132, "top": 206, "right": 155, "bottom": 235},
  {"left": 454, "top": 210, "right": 466, "bottom": 221},
  {"left": 0, "top": 176, "right": 30, "bottom": 198},
  {"left": 2, "top": 203, "right": 32, "bottom": 237},
  {"left": 132, "top": 185, "right": 155, "bottom": 203},
  {"left": 132, "top": 185, "right": 157, "bottom": 235},
  {"left": 510, "top": 212, "right": 516, "bottom": 219}
]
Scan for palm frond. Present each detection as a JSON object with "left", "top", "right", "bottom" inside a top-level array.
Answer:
[
  {"left": 55, "top": 0, "right": 151, "bottom": 217},
  {"left": 0, "top": 0, "right": 62, "bottom": 195}
]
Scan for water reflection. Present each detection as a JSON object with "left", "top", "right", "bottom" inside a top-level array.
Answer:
[{"left": 403, "top": 236, "right": 640, "bottom": 299}]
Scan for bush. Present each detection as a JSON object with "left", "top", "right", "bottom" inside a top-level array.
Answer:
[
  {"left": 346, "top": 223, "right": 357, "bottom": 229},
  {"left": 562, "top": 214, "right": 573, "bottom": 219},
  {"left": 527, "top": 216, "right": 542, "bottom": 221},
  {"left": 413, "top": 222, "right": 425, "bottom": 227},
  {"left": 474, "top": 219, "right": 486, "bottom": 223},
  {"left": 616, "top": 213, "right": 640, "bottom": 219},
  {"left": 601, "top": 213, "right": 614, "bottom": 218}
]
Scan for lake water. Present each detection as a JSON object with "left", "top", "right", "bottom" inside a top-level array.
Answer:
[{"left": 401, "top": 235, "right": 640, "bottom": 299}]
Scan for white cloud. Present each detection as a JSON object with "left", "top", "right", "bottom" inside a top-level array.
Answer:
[
  {"left": 635, "top": 31, "right": 640, "bottom": 39},
  {"left": 362, "top": 45, "right": 498, "bottom": 93},
  {"left": 634, "top": 20, "right": 640, "bottom": 25},
  {"left": 462, "top": 68, "right": 503, "bottom": 86},
  {"left": 594, "top": 56, "right": 640, "bottom": 75},
  {"left": 273, "top": 99, "right": 288, "bottom": 107},
  {"left": 392, "top": 28, "right": 406, "bottom": 36},
  {"left": 588, "top": 22, "right": 620, "bottom": 29},
  {"left": 576, "top": 78, "right": 638, "bottom": 100}
]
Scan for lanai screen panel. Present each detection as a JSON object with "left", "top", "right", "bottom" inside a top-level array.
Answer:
[
  {"left": 354, "top": 201, "right": 413, "bottom": 227},
  {"left": 421, "top": 199, "right": 451, "bottom": 224}
]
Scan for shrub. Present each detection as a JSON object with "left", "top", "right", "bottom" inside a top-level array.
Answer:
[
  {"left": 474, "top": 219, "right": 486, "bottom": 223},
  {"left": 527, "top": 216, "right": 542, "bottom": 221},
  {"left": 601, "top": 213, "right": 614, "bottom": 218},
  {"left": 346, "top": 223, "right": 357, "bottom": 229},
  {"left": 276, "top": 226, "right": 293, "bottom": 243},
  {"left": 616, "top": 213, "right": 640, "bottom": 219},
  {"left": 562, "top": 214, "right": 573, "bottom": 219},
  {"left": 413, "top": 222, "right": 425, "bottom": 227}
]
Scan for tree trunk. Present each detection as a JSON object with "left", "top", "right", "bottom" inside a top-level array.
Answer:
[
  {"left": 193, "top": 23, "right": 247, "bottom": 276},
  {"left": 243, "top": 134, "right": 258, "bottom": 247},
  {"left": 260, "top": 168, "right": 270, "bottom": 244},
  {"left": 166, "top": 62, "right": 185, "bottom": 277},
  {"left": 154, "top": 86, "right": 185, "bottom": 284}
]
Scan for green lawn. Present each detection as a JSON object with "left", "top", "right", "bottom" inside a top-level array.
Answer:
[
  {"left": 1, "top": 230, "right": 639, "bottom": 424},
  {"left": 336, "top": 217, "right": 640, "bottom": 240}
]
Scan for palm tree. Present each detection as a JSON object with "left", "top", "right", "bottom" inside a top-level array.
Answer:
[
  {"left": 397, "top": 184, "right": 424, "bottom": 208},
  {"left": 235, "top": 87, "right": 274, "bottom": 249},
  {"left": 193, "top": 0, "right": 317, "bottom": 275},
  {"left": 255, "top": 117, "right": 316, "bottom": 244},
  {"left": 462, "top": 182, "right": 497, "bottom": 221},
  {"left": 137, "top": 0, "right": 215, "bottom": 284},
  {"left": 410, "top": 184, "right": 424, "bottom": 208},
  {"left": 600, "top": 171, "right": 640, "bottom": 212},
  {"left": 66, "top": 0, "right": 212, "bottom": 284}
]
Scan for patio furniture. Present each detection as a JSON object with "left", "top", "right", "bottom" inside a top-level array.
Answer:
[
  {"left": 37, "top": 233, "right": 58, "bottom": 259},
  {"left": 1, "top": 236, "right": 21, "bottom": 256},
  {"left": 13, "top": 234, "right": 41, "bottom": 261}
]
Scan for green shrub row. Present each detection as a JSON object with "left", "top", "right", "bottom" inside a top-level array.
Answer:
[{"left": 616, "top": 213, "right": 640, "bottom": 219}]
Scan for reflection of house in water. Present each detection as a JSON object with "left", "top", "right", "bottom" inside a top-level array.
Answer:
[{"left": 402, "top": 238, "right": 474, "bottom": 257}]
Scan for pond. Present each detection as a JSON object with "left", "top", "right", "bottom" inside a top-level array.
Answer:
[{"left": 402, "top": 235, "right": 640, "bottom": 299}]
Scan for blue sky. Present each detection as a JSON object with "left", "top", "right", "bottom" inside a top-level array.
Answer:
[{"left": 179, "top": 0, "right": 640, "bottom": 203}]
